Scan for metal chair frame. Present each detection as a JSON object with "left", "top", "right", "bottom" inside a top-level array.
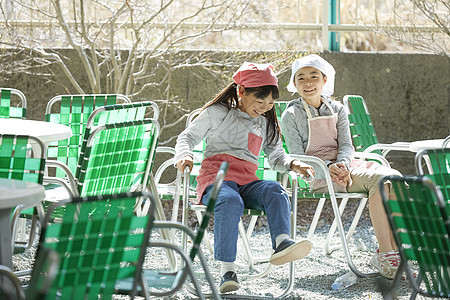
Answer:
[{"left": 380, "top": 175, "right": 450, "bottom": 299}]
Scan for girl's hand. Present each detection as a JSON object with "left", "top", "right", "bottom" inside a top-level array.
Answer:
[
  {"left": 177, "top": 156, "right": 194, "bottom": 173},
  {"left": 329, "top": 163, "right": 352, "bottom": 187},
  {"left": 291, "top": 160, "right": 315, "bottom": 179}
]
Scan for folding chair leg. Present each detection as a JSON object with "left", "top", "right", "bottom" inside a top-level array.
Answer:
[
  {"left": 245, "top": 215, "right": 259, "bottom": 240},
  {"left": 306, "top": 197, "right": 326, "bottom": 239},
  {"left": 328, "top": 193, "right": 378, "bottom": 278},
  {"left": 147, "top": 174, "right": 177, "bottom": 269},
  {"left": 325, "top": 197, "right": 349, "bottom": 254},
  {"left": 325, "top": 197, "right": 368, "bottom": 254}
]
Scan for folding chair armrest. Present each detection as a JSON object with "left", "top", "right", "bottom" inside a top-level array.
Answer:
[
  {"left": 0, "top": 265, "right": 26, "bottom": 300},
  {"left": 44, "top": 160, "right": 78, "bottom": 196},
  {"left": 353, "top": 151, "right": 391, "bottom": 167},
  {"left": 364, "top": 143, "right": 411, "bottom": 157},
  {"left": 288, "top": 154, "right": 329, "bottom": 177},
  {"left": 153, "top": 220, "right": 196, "bottom": 242},
  {"left": 154, "top": 147, "right": 176, "bottom": 185}
]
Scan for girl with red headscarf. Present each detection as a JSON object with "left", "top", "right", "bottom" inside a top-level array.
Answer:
[{"left": 175, "top": 62, "right": 314, "bottom": 293}]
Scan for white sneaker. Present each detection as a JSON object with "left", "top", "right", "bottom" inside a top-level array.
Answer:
[{"left": 370, "top": 249, "right": 400, "bottom": 279}]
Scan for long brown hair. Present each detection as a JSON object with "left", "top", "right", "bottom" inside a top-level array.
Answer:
[{"left": 202, "top": 82, "right": 281, "bottom": 145}]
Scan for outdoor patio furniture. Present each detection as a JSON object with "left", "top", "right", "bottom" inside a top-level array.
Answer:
[
  {"left": 45, "top": 94, "right": 132, "bottom": 177},
  {"left": 380, "top": 175, "right": 450, "bottom": 299},
  {"left": 0, "top": 191, "right": 155, "bottom": 299},
  {"left": 0, "top": 134, "right": 46, "bottom": 254},
  {"left": 343, "top": 95, "right": 411, "bottom": 156},
  {"left": 0, "top": 88, "right": 27, "bottom": 119}
]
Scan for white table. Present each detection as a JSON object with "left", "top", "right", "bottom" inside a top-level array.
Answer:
[
  {"left": 0, "top": 178, "right": 45, "bottom": 268},
  {"left": 0, "top": 119, "right": 72, "bottom": 153},
  {"left": 0, "top": 119, "right": 72, "bottom": 244}
]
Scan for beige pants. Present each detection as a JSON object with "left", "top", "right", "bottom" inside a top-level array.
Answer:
[{"left": 348, "top": 162, "right": 402, "bottom": 198}]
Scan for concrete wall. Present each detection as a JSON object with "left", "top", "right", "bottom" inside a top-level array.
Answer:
[{"left": 1, "top": 51, "right": 449, "bottom": 175}]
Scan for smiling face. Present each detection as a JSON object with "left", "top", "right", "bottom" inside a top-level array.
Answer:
[
  {"left": 293, "top": 66, "right": 327, "bottom": 104},
  {"left": 238, "top": 85, "right": 274, "bottom": 118}
]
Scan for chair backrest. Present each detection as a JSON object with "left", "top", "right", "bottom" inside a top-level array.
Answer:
[
  {"left": 45, "top": 94, "right": 132, "bottom": 176},
  {"left": 381, "top": 175, "right": 450, "bottom": 298},
  {"left": 0, "top": 134, "right": 46, "bottom": 184},
  {"left": 0, "top": 88, "right": 27, "bottom": 119},
  {"left": 415, "top": 148, "right": 450, "bottom": 201},
  {"left": 75, "top": 118, "right": 160, "bottom": 197},
  {"left": 29, "top": 191, "right": 155, "bottom": 299},
  {"left": 343, "top": 95, "right": 380, "bottom": 153}
]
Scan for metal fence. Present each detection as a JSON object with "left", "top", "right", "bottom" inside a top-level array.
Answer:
[{"left": 0, "top": 0, "right": 447, "bottom": 53}]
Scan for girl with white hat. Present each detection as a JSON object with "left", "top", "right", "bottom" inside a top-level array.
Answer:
[{"left": 281, "top": 54, "right": 402, "bottom": 279}]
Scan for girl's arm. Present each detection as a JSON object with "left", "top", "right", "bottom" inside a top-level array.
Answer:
[
  {"left": 280, "top": 106, "right": 307, "bottom": 155},
  {"left": 174, "top": 108, "right": 212, "bottom": 170}
]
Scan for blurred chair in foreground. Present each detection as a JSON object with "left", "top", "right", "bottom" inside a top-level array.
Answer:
[{"left": 380, "top": 175, "right": 450, "bottom": 300}]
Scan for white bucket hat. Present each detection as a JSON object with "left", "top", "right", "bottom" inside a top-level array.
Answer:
[{"left": 286, "top": 54, "right": 336, "bottom": 97}]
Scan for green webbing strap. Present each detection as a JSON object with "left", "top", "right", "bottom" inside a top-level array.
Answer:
[
  {"left": 76, "top": 119, "right": 157, "bottom": 197},
  {"left": 0, "top": 134, "right": 45, "bottom": 183},
  {"left": 347, "top": 96, "right": 380, "bottom": 153},
  {"left": 0, "top": 89, "right": 26, "bottom": 119},
  {"left": 41, "top": 192, "right": 153, "bottom": 299},
  {"left": 382, "top": 175, "right": 450, "bottom": 297}
]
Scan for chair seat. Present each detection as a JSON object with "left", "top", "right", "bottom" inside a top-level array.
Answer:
[{"left": 295, "top": 188, "right": 367, "bottom": 199}]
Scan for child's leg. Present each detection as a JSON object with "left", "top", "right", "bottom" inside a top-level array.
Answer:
[
  {"left": 201, "top": 181, "right": 243, "bottom": 262},
  {"left": 202, "top": 181, "right": 243, "bottom": 293},
  {"left": 368, "top": 185, "right": 396, "bottom": 252},
  {"left": 349, "top": 164, "right": 401, "bottom": 279},
  {"left": 239, "top": 180, "right": 291, "bottom": 249},
  {"left": 239, "top": 180, "right": 312, "bottom": 265},
  {"left": 349, "top": 164, "right": 401, "bottom": 252}
]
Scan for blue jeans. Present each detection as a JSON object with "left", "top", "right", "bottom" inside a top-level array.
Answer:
[{"left": 201, "top": 180, "right": 291, "bottom": 262}]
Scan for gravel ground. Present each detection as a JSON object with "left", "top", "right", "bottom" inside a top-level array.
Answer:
[
  {"left": 13, "top": 189, "right": 430, "bottom": 300},
  {"left": 139, "top": 200, "right": 429, "bottom": 300}
]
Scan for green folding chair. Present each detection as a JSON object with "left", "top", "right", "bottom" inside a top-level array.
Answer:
[
  {"left": 45, "top": 116, "right": 159, "bottom": 199},
  {"left": 0, "top": 191, "right": 156, "bottom": 299},
  {"left": 343, "top": 95, "right": 411, "bottom": 155},
  {"left": 45, "top": 101, "right": 160, "bottom": 196},
  {"left": 45, "top": 94, "right": 132, "bottom": 177},
  {"left": 0, "top": 134, "right": 46, "bottom": 254},
  {"left": 415, "top": 147, "right": 450, "bottom": 201},
  {"left": 117, "top": 162, "right": 227, "bottom": 299},
  {"left": 380, "top": 175, "right": 450, "bottom": 299},
  {"left": 0, "top": 88, "right": 27, "bottom": 119}
]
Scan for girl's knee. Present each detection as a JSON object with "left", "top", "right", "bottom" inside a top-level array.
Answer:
[{"left": 216, "top": 192, "right": 244, "bottom": 211}]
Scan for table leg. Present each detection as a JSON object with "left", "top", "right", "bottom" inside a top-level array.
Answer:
[{"left": 0, "top": 208, "right": 17, "bottom": 299}]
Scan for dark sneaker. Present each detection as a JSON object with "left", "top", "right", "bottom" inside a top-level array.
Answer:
[
  {"left": 219, "top": 271, "right": 240, "bottom": 293},
  {"left": 269, "top": 238, "right": 312, "bottom": 266}
]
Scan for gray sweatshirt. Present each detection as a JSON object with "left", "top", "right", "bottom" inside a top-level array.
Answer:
[{"left": 175, "top": 103, "right": 293, "bottom": 173}]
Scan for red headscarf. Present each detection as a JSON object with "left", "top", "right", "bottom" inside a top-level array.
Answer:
[{"left": 232, "top": 62, "right": 278, "bottom": 87}]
